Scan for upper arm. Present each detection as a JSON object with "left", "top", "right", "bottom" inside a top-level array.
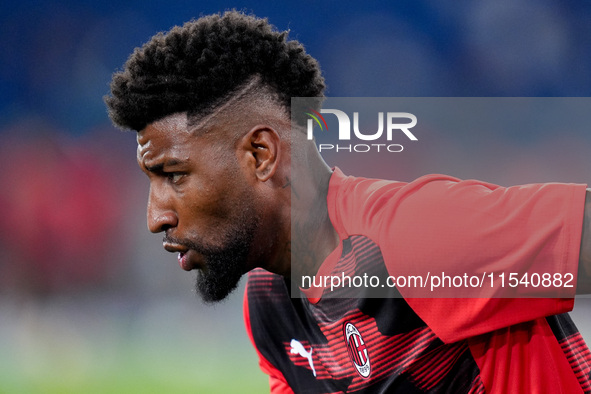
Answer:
[
  {"left": 577, "top": 189, "right": 591, "bottom": 294},
  {"left": 382, "top": 178, "right": 586, "bottom": 340}
]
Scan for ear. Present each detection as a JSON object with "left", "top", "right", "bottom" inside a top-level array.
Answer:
[{"left": 238, "top": 125, "right": 281, "bottom": 182}]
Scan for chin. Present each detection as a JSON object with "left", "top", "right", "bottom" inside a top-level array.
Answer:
[{"left": 195, "top": 265, "right": 244, "bottom": 304}]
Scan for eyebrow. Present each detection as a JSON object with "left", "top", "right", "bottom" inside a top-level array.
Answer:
[{"left": 144, "top": 158, "right": 185, "bottom": 173}]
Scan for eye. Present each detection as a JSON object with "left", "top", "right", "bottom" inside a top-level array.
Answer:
[{"left": 167, "top": 172, "right": 185, "bottom": 184}]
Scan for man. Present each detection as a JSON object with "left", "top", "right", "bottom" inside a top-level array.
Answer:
[{"left": 105, "top": 11, "right": 591, "bottom": 393}]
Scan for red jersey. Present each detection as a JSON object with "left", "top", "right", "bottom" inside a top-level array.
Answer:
[{"left": 244, "top": 168, "right": 591, "bottom": 393}]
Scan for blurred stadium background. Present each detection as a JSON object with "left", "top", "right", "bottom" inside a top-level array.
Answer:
[{"left": 2, "top": 0, "right": 591, "bottom": 392}]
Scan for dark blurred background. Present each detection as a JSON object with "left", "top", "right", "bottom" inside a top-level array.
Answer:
[{"left": 2, "top": 0, "right": 591, "bottom": 392}]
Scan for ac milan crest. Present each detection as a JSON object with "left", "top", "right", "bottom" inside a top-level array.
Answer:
[{"left": 344, "top": 321, "right": 371, "bottom": 378}]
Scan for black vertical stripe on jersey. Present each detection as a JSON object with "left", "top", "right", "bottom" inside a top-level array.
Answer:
[{"left": 546, "top": 313, "right": 591, "bottom": 393}]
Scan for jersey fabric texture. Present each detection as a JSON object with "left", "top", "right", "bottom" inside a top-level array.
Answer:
[{"left": 244, "top": 168, "right": 591, "bottom": 393}]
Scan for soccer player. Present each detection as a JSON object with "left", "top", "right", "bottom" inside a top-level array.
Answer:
[{"left": 105, "top": 11, "right": 591, "bottom": 393}]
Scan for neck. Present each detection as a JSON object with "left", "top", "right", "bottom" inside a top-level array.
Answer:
[{"left": 285, "top": 143, "right": 339, "bottom": 280}]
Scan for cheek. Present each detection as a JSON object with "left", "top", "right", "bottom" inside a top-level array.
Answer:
[
  {"left": 180, "top": 178, "right": 244, "bottom": 227},
  {"left": 180, "top": 153, "right": 252, "bottom": 229}
]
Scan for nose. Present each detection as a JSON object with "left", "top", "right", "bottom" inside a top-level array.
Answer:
[{"left": 147, "top": 187, "right": 178, "bottom": 233}]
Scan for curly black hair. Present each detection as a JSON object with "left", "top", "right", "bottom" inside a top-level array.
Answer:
[{"left": 104, "top": 10, "right": 325, "bottom": 131}]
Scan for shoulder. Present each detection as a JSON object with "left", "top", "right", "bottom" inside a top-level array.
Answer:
[
  {"left": 244, "top": 269, "right": 292, "bottom": 349},
  {"left": 245, "top": 268, "right": 288, "bottom": 302},
  {"left": 327, "top": 168, "right": 462, "bottom": 240}
]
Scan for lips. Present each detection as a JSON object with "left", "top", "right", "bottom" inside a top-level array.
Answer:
[
  {"left": 163, "top": 241, "right": 194, "bottom": 271},
  {"left": 177, "top": 251, "right": 192, "bottom": 271}
]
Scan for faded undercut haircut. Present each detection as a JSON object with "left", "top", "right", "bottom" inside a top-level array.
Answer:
[{"left": 104, "top": 10, "right": 325, "bottom": 131}]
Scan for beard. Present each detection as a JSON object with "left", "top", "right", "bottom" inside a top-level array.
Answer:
[
  {"left": 194, "top": 223, "right": 254, "bottom": 304},
  {"left": 165, "top": 213, "right": 259, "bottom": 304}
]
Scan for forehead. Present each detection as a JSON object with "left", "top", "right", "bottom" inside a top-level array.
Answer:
[
  {"left": 138, "top": 112, "right": 189, "bottom": 146},
  {"left": 136, "top": 113, "right": 199, "bottom": 164}
]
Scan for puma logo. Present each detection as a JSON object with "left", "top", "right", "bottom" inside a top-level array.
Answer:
[{"left": 290, "top": 339, "right": 316, "bottom": 377}]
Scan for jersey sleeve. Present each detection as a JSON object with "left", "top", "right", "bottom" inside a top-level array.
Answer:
[
  {"left": 330, "top": 171, "right": 587, "bottom": 343},
  {"left": 243, "top": 285, "right": 294, "bottom": 394}
]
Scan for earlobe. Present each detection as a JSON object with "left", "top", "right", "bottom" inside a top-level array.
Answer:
[{"left": 240, "top": 125, "right": 281, "bottom": 182}]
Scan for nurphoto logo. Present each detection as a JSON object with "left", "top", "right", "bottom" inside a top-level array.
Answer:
[{"left": 306, "top": 108, "right": 418, "bottom": 153}]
